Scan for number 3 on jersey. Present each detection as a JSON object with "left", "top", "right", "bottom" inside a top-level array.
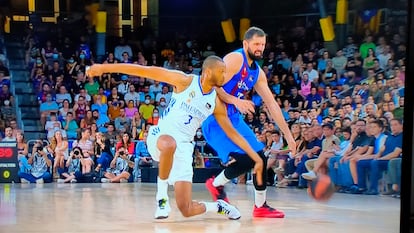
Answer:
[{"left": 184, "top": 115, "right": 193, "bottom": 125}]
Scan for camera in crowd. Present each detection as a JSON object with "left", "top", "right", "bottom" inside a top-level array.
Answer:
[
  {"left": 119, "top": 151, "right": 125, "bottom": 156},
  {"left": 37, "top": 145, "right": 43, "bottom": 152},
  {"left": 72, "top": 149, "right": 82, "bottom": 159}
]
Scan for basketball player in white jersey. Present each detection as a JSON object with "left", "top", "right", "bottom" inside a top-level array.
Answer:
[{"left": 86, "top": 56, "right": 264, "bottom": 220}]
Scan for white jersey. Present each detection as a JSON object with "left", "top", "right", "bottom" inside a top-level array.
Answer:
[{"left": 155, "top": 75, "right": 216, "bottom": 142}]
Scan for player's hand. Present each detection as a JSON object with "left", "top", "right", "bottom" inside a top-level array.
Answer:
[
  {"left": 85, "top": 64, "right": 103, "bottom": 77},
  {"left": 252, "top": 160, "right": 264, "bottom": 186},
  {"left": 287, "top": 139, "right": 296, "bottom": 157},
  {"left": 234, "top": 98, "right": 255, "bottom": 114}
]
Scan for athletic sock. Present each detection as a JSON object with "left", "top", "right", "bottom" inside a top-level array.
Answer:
[
  {"left": 254, "top": 189, "right": 266, "bottom": 207},
  {"left": 213, "top": 171, "right": 230, "bottom": 187},
  {"left": 201, "top": 201, "right": 218, "bottom": 213},
  {"left": 156, "top": 177, "right": 169, "bottom": 201}
]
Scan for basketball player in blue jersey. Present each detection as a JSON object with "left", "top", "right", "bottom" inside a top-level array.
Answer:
[
  {"left": 86, "top": 56, "right": 264, "bottom": 220},
  {"left": 202, "top": 27, "right": 297, "bottom": 218}
]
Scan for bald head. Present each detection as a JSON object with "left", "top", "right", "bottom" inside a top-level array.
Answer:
[{"left": 202, "top": 55, "right": 224, "bottom": 70}]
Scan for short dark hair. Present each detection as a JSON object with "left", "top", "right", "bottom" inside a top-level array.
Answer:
[
  {"left": 371, "top": 119, "right": 384, "bottom": 129},
  {"left": 244, "top": 26, "right": 266, "bottom": 40},
  {"left": 322, "top": 123, "right": 334, "bottom": 130}
]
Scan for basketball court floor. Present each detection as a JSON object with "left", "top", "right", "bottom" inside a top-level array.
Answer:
[{"left": 0, "top": 183, "right": 399, "bottom": 233}]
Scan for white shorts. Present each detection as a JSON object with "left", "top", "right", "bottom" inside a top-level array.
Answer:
[{"left": 147, "top": 126, "right": 194, "bottom": 185}]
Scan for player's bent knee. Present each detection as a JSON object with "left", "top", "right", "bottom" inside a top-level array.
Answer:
[{"left": 157, "top": 135, "right": 177, "bottom": 151}]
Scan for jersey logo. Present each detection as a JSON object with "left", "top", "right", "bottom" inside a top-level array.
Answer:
[
  {"left": 187, "top": 90, "right": 196, "bottom": 103},
  {"left": 237, "top": 80, "right": 249, "bottom": 91},
  {"left": 205, "top": 103, "right": 211, "bottom": 109}
]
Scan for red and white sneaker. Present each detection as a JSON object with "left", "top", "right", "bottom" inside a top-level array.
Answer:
[
  {"left": 205, "top": 177, "right": 229, "bottom": 203},
  {"left": 253, "top": 202, "right": 285, "bottom": 218}
]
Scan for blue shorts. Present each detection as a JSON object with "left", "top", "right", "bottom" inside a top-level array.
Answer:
[{"left": 201, "top": 113, "right": 265, "bottom": 163}]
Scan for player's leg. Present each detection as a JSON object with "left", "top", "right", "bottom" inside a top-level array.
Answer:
[
  {"left": 174, "top": 181, "right": 241, "bottom": 219},
  {"left": 206, "top": 152, "right": 254, "bottom": 202},
  {"left": 153, "top": 134, "right": 177, "bottom": 219}
]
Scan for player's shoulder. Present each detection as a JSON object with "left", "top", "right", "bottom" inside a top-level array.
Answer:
[{"left": 223, "top": 52, "right": 244, "bottom": 71}]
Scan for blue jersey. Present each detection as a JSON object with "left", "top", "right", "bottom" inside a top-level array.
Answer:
[
  {"left": 202, "top": 49, "right": 264, "bottom": 163},
  {"left": 223, "top": 48, "right": 260, "bottom": 115}
]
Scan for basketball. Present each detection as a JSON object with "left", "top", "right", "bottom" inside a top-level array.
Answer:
[{"left": 307, "top": 174, "right": 335, "bottom": 201}]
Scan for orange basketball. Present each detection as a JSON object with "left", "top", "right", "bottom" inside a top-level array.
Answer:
[{"left": 307, "top": 174, "right": 335, "bottom": 201}]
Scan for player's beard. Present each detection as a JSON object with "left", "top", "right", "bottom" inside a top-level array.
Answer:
[{"left": 247, "top": 48, "right": 263, "bottom": 61}]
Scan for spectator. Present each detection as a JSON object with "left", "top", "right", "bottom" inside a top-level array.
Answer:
[
  {"left": 93, "top": 87, "right": 108, "bottom": 104},
  {"left": 49, "top": 61, "right": 64, "bottom": 85},
  {"left": 125, "top": 100, "right": 138, "bottom": 119},
  {"left": 302, "top": 123, "right": 341, "bottom": 180},
  {"left": 1, "top": 99, "right": 15, "bottom": 122},
  {"left": 17, "top": 131, "right": 31, "bottom": 173},
  {"left": 155, "top": 85, "right": 172, "bottom": 104},
  {"left": 91, "top": 95, "right": 108, "bottom": 116},
  {"left": 124, "top": 84, "right": 141, "bottom": 107},
  {"left": 134, "top": 131, "right": 152, "bottom": 180},
  {"left": 302, "top": 63, "right": 319, "bottom": 84},
  {"left": 19, "top": 140, "right": 52, "bottom": 183},
  {"left": 266, "top": 130, "right": 290, "bottom": 180},
  {"left": 119, "top": 51, "right": 133, "bottom": 64},
  {"left": 298, "top": 73, "right": 314, "bottom": 97},
  {"left": 107, "top": 87, "right": 125, "bottom": 109},
  {"left": 8, "top": 119, "right": 19, "bottom": 138},
  {"left": 131, "top": 111, "right": 146, "bottom": 140},
  {"left": 139, "top": 95, "right": 155, "bottom": 120},
  {"left": 93, "top": 132, "right": 113, "bottom": 173},
  {"left": 79, "top": 110, "right": 94, "bottom": 129},
  {"left": 40, "top": 93, "right": 59, "bottom": 127},
  {"left": 304, "top": 87, "right": 322, "bottom": 110},
  {"left": 115, "top": 132, "right": 135, "bottom": 155},
  {"left": 288, "top": 87, "right": 304, "bottom": 110},
  {"left": 101, "top": 146, "right": 134, "bottom": 183},
  {"left": 348, "top": 120, "right": 387, "bottom": 194},
  {"left": 41, "top": 40, "right": 59, "bottom": 69},
  {"left": 114, "top": 38, "right": 133, "bottom": 61},
  {"left": 89, "top": 123, "right": 98, "bottom": 142},
  {"left": 320, "top": 60, "right": 337, "bottom": 87},
  {"left": 115, "top": 108, "right": 131, "bottom": 134},
  {"left": 84, "top": 75, "right": 100, "bottom": 97},
  {"left": 149, "top": 81, "right": 163, "bottom": 98},
  {"left": 117, "top": 75, "right": 130, "bottom": 95},
  {"left": 37, "top": 83, "right": 54, "bottom": 104},
  {"left": 363, "top": 119, "right": 403, "bottom": 195},
  {"left": 68, "top": 69, "right": 85, "bottom": 94},
  {"left": 72, "top": 128, "right": 94, "bottom": 160},
  {"left": 104, "top": 123, "right": 118, "bottom": 148},
  {"left": 50, "top": 130, "right": 68, "bottom": 179},
  {"left": 57, "top": 147, "right": 83, "bottom": 183},
  {"left": 55, "top": 85, "right": 72, "bottom": 106},
  {"left": 74, "top": 88, "right": 92, "bottom": 104},
  {"left": 146, "top": 108, "right": 160, "bottom": 125},
  {"left": 92, "top": 109, "right": 110, "bottom": 133},
  {"left": 331, "top": 49, "right": 347, "bottom": 76},
  {"left": 359, "top": 35, "right": 376, "bottom": 59},
  {"left": 45, "top": 113, "right": 63, "bottom": 140},
  {"left": 62, "top": 112, "right": 78, "bottom": 139},
  {"left": 0, "top": 84, "right": 14, "bottom": 106},
  {"left": 73, "top": 96, "right": 90, "bottom": 122}
]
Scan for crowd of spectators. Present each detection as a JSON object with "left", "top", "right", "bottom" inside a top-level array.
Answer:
[{"left": 7, "top": 14, "right": 405, "bottom": 198}]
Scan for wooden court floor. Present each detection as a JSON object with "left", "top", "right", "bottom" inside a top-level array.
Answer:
[{"left": 0, "top": 182, "right": 400, "bottom": 233}]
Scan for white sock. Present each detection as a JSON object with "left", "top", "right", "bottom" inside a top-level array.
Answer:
[
  {"left": 213, "top": 171, "right": 230, "bottom": 187},
  {"left": 201, "top": 201, "right": 218, "bottom": 213},
  {"left": 156, "top": 177, "right": 169, "bottom": 201},
  {"left": 254, "top": 190, "right": 266, "bottom": 207}
]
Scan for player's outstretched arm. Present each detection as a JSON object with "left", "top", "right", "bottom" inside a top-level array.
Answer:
[
  {"left": 253, "top": 70, "right": 296, "bottom": 156},
  {"left": 86, "top": 64, "right": 191, "bottom": 91},
  {"left": 213, "top": 97, "right": 263, "bottom": 185}
]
